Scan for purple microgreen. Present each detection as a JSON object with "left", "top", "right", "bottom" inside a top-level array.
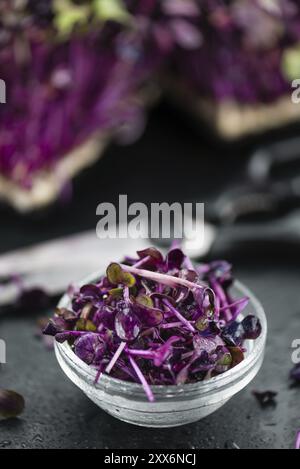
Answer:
[
  {"left": 0, "top": 390, "right": 25, "bottom": 420},
  {"left": 290, "top": 364, "right": 300, "bottom": 384},
  {"left": 129, "top": 356, "right": 155, "bottom": 403},
  {"left": 136, "top": 294, "right": 154, "bottom": 308},
  {"left": 133, "top": 299, "right": 164, "bottom": 327},
  {"left": 252, "top": 390, "right": 278, "bottom": 408},
  {"left": 121, "top": 264, "right": 206, "bottom": 291},
  {"left": 224, "top": 441, "right": 240, "bottom": 450},
  {"left": 74, "top": 333, "right": 106, "bottom": 365},
  {"left": 165, "top": 248, "right": 185, "bottom": 270},
  {"left": 122, "top": 272, "right": 136, "bottom": 288},
  {"left": 44, "top": 245, "right": 261, "bottom": 401},
  {"left": 193, "top": 335, "right": 225, "bottom": 356},
  {"left": 296, "top": 431, "right": 300, "bottom": 450},
  {"left": 55, "top": 331, "right": 88, "bottom": 343},
  {"left": 210, "top": 278, "right": 232, "bottom": 322},
  {"left": 133, "top": 256, "right": 152, "bottom": 268},
  {"left": 80, "top": 303, "right": 93, "bottom": 320},
  {"left": 109, "top": 288, "right": 124, "bottom": 298},
  {"left": 115, "top": 302, "right": 141, "bottom": 341},
  {"left": 76, "top": 319, "right": 97, "bottom": 332},
  {"left": 105, "top": 341, "right": 127, "bottom": 376},
  {"left": 195, "top": 317, "right": 209, "bottom": 332},
  {"left": 153, "top": 336, "right": 182, "bottom": 367},
  {"left": 137, "top": 247, "right": 164, "bottom": 263},
  {"left": 164, "top": 299, "right": 196, "bottom": 333},
  {"left": 160, "top": 321, "right": 183, "bottom": 329},
  {"left": 106, "top": 263, "right": 136, "bottom": 287},
  {"left": 242, "top": 315, "right": 262, "bottom": 340},
  {"left": 228, "top": 347, "right": 245, "bottom": 368},
  {"left": 220, "top": 297, "right": 249, "bottom": 322}
]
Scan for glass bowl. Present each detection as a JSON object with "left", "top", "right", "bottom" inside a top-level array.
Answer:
[{"left": 55, "top": 273, "right": 267, "bottom": 428}]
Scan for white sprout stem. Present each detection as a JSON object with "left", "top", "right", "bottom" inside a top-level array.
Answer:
[
  {"left": 105, "top": 341, "right": 127, "bottom": 375},
  {"left": 164, "top": 300, "right": 196, "bottom": 333},
  {"left": 121, "top": 264, "right": 205, "bottom": 291},
  {"left": 210, "top": 279, "right": 232, "bottom": 322},
  {"left": 126, "top": 349, "right": 155, "bottom": 359},
  {"left": 133, "top": 256, "right": 152, "bottom": 268},
  {"left": 219, "top": 297, "right": 249, "bottom": 321},
  {"left": 123, "top": 286, "right": 130, "bottom": 303},
  {"left": 129, "top": 355, "right": 155, "bottom": 403},
  {"left": 160, "top": 321, "right": 184, "bottom": 329}
]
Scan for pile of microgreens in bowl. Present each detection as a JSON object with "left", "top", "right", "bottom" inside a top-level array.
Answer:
[{"left": 44, "top": 246, "right": 262, "bottom": 402}]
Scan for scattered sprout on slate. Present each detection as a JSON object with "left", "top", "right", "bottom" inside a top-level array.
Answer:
[
  {"left": 44, "top": 246, "right": 262, "bottom": 401},
  {"left": 296, "top": 431, "right": 300, "bottom": 450},
  {"left": 252, "top": 390, "right": 278, "bottom": 408},
  {"left": 224, "top": 440, "right": 240, "bottom": 450},
  {"left": 0, "top": 275, "right": 51, "bottom": 313},
  {"left": 290, "top": 364, "right": 300, "bottom": 384},
  {"left": 0, "top": 390, "right": 25, "bottom": 420}
]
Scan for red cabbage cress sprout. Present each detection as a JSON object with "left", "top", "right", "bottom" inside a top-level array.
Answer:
[
  {"left": 296, "top": 431, "right": 300, "bottom": 450},
  {"left": 44, "top": 246, "right": 262, "bottom": 402}
]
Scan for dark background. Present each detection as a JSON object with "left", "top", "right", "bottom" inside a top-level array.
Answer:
[{"left": 0, "top": 101, "right": 299, "bottom": 449}]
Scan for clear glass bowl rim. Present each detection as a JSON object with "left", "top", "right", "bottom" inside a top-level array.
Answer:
[{"left": 55, "top": 272, "right": 267, "bottom": 400}]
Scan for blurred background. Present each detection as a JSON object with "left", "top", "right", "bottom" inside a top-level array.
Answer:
[{"left": 1, "top": 0, "right": 300, "bottom": 449}]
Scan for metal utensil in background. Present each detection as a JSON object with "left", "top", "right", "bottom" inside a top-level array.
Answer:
[
  {"left": 155, "top": 136, "right": 300, "bottom": 259},
  {"left": 211, "top": 136, "right": 300, "bottom": 225}
]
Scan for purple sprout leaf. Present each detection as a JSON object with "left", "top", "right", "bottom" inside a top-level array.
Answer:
[
  {"left": 228, "top": 346, "right": 244, "bottom": 368},
  {"left": 79, "top": 284, "right": 102, "bottom": 299},
  {"left": 0, "top": 390, "right": 25, "bottom": 420},
  {"left": 115, "top": 301, "right": 141, "bottom": 342},
  {"left": 43, "top": 307, "right": 78, "bottom": 336},
  {"left": 43, "top": 319, "right": 62, "bottom": 337},
  {"left": 75, "top": 318, "right": 97, "bottom": 332},
  {"left": 122, "top": 272, "right": 136, "bottom": 288},
  {"left": 74, "top": 333, "right": 106, "bottom": 366},
  {"left": 16, "top": 288, "right": 51, "bottom": 312},
  {"left": 55, "top": 330, "right": 88, "bottom": 343},
  {"left": 195, "top": 317, "right": 209, "bottom": 332},
  {"left": 242, "top": 315, "right": 262, "bottom": 340},
  {"left": 137, "top": 247, "right": 164, "bottom": 264},
  {"left": 153, "top": 336, "right": 182, "bottom": 367},
  {"left": 133, "top": 301, "right": 164, "bottom": 327},
  {"left": 136, "top": 294, "right": 154, "bottom": 308},
  {"left": 108, "top": 287, "right": 124, "bottom": 299},
  {"left": 290, "top": 364, "right": 300, "bottom": 384},
  {"left": 165, "top": 248, "right": 185, "bottom": 270},
  {"left": 106, "top": 263, "right": 136, "bottom": 287},
  {"left": 106, "top": 263, "right": 125, "bottom": 285},
  {"left": 193, "top": 334, "right": 225, "bottom": 356},
  {"left": 222, "top": 321, "right": 245, "bottom": 347},
  {"left": 252, "top": 390, "right": 278, "bottom": 408}
]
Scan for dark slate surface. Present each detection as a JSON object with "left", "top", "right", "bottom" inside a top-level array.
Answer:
[{"left": 0, "top": 103, "right": 299, "bottom": 449}]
